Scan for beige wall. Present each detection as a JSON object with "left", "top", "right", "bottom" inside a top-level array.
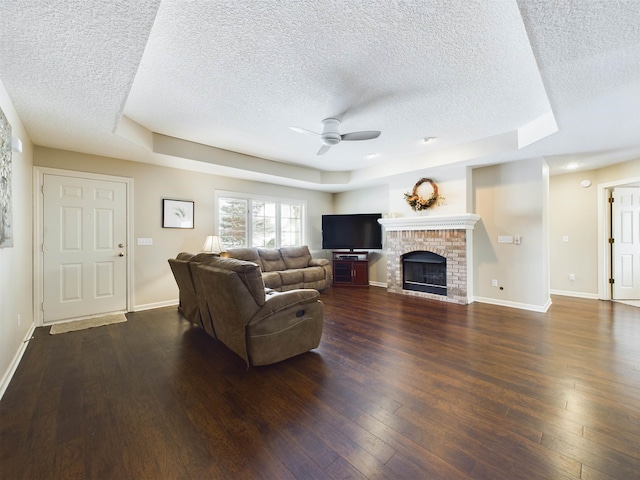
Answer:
[
  {"left": 0, "top": 80, "right": 34, "bottom": 397},
  {"left": 34, "top": 147, "right": 333, "bottom": 310},
  {"left": 595, "top": 158, "right": 640, "bottom": 185},
  {"left": 472, "top": 158, "right": 550, "bottom": 310},
  {"left": 387, "top": 165, "right": 471, "bottom": 216},
  {"left": 549, "top": 171, "right": 599, "bottom": 295},
  {"left": 333, "top": 166, "right": 472, "bottom": 285},
  {"left": 333, "top": 184, "right": 390, "bottom": 285},
  {"left": 549, "top": 157, "right": 640, "bottom": 297}
]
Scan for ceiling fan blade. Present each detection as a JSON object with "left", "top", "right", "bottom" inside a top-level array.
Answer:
[
  {"left": 341, "top": 130, "right": 381, "bottom": 141},
  {"left": 317, "top": 144, "right": 331, "bottom": 155},
  {"left": 290, "top": 126, "right": 320, "bottom": 136}
]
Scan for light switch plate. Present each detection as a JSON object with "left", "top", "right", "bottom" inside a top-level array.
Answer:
[
  {"left": 137, "top": 238, "right": 153, "bottom": 246},
  {"left": 498, "top": 235, "right": 513, "bottom": 244}
]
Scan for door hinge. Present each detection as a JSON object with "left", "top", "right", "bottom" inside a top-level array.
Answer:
[
  {"left": 609, "top": 278, "right": 615, "bottom": 285},
  {"left": 608, "top": 196, "right": 614, "bottom": 203},
  {"left": 608, "top": 238, "right": 614, "bottom": 244}
]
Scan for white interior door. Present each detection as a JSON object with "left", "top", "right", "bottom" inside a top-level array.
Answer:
[
  {"left": 612, "top": 187, "right": 640, "bottom": 300},
  {"left": 43, "top": 174, "right": 127, "bottom": 322}
]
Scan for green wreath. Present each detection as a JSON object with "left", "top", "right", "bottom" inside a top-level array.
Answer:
[{"left": 404, "top": 178, "right": 440, "bottom": 211}]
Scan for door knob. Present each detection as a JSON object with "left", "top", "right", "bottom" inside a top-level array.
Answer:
[
  {"left": 118, "top": 252, "right": 125, "bottom": 257},
  {"left": 118, "top": 243, "right": 125, "bottom": 248}
]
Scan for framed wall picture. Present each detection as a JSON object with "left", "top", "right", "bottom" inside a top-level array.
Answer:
[
  {"left": 162, "top": 199, "right": 194, "bottom": 229},
  {"left": 0, "top": 106, "right": 13, "bottom": 248}
]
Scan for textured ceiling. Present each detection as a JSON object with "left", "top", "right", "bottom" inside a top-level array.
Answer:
[{"left": 0, "top": 0, "right": 638, "bottom": 191}]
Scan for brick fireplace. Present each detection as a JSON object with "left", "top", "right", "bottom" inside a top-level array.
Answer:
[{"left": 378, "top": 214, "right": 480, "bottom": 304}]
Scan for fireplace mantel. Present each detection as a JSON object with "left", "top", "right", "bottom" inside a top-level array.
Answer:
[{"left": 378, "top": 213, "right": 480, "bottom": 231}]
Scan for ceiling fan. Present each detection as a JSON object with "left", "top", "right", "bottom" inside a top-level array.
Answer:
[{"left": 290, "top": 118, "right": 381, "bottom": 155}]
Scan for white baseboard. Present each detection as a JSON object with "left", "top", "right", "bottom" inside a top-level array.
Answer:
[
  {"left": 133, "top": 299, "right": 179, "bottom": 312},
  {"left": 473, "top": 296, "right": 552, "bottom": 313},
  {"left": 0, "top": 323, "right": 36, "bottom": 401},
  {"left": 369, "top": 281, "right": 387, "bottom": 288},
  {"left": 550, "top": 289, "right": 599, "bottom": 299}
]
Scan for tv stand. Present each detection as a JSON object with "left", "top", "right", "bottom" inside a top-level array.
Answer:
[{"left": 332, "top": 251, "right": 369, "bottom": 286}]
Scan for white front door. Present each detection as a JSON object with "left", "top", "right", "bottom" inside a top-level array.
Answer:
[
  {"left": 43, "top": 174, "right": 128, "bottom": 322},
  {"left": 612, "top": 187, "right": 640, "bottom": 300}
]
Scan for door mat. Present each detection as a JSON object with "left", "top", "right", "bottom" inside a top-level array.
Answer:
[{"left": 49, "top": 313, "right": 127, "bottom": 335}]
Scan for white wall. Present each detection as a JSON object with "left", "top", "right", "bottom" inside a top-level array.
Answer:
[
  {"left": 33, "top": 147, "right": 334, "bottom": 310},
  {"left": 0, "top": 80, "right": 34, "bottom": 398},
  {"left": 472, "top": 158, "right": 550, "bottom": 311}
]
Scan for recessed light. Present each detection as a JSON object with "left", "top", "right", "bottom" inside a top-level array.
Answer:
[
  {"left": 366, "top": 153, "right": 377, "bottom": 159},
  {"left": 422, "top": 136, "right": 437, "bottom": 144},
  {"left": 566, "top": 162, "right": 579, "bottom": 170}
]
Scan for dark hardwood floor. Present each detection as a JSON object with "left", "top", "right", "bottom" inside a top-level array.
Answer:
[{"left": 1, "top": 288, "right": 639, "bottom": 479}]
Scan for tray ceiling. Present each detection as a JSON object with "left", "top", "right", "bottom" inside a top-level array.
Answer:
[{"left": 0, "top": 0, "right": 638, "bottom": 191}]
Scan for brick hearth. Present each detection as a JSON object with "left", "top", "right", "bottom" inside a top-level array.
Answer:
[{"left": 378, "top": 214, "right": 480, "bottom": 304}]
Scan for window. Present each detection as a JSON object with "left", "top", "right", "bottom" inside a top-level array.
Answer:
[
  {"left": 218, "top": 197, "right": 247, "bottom": 247},
  {"left": 280, "top": 203, "right": 303, "bottom": 247},
  {"left": 252, "top": 201, "right": 276, "bottom": 248},
  {"left": 216, "top": 192, "right": 305, "bottom": 249}
]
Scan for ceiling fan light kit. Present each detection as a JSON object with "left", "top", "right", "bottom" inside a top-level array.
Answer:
[{"left": 290, "top": 117, "right": 381, "bottom": 155}]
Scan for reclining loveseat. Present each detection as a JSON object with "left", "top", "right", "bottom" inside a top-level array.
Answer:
[{"left": 168, "top": 253, "right": 324, "bottom": 366}]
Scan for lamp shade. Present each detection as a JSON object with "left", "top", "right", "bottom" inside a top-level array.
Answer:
[{"left": 202, "top": 235, "right": 224, "bottom": 254}]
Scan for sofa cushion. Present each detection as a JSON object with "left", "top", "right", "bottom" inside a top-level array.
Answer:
[
  {"left": 262, "top": 271, "right": 282, "bottom": 290},
  {"left": 257, "top": 248, "right": 286, "bottom": 272},
  {"left": 279, "top": 269, "right": 304, "bottom": 286},
  {"left": 280, "top": 245, "right": 312, "bottom": 269},
  {"left": 309, "top": 258, "right": 329, "bottom": 267},
  {"left": 303, "top": 266, "right": 325, "bottom": 283},
  {"left": 191, "top": 252, "right": 219, "bottom": 264},
  {"left": 205, "top": 257, "right": 266, "bottom": 305},
  {"left": 223, "top": 248, "right": 263, "bottom": 270}
]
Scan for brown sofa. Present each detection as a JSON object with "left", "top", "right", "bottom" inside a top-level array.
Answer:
[
  {"left": 222, "top": 245, "right": 331, "bottom": 291},
  {"left": 169, "top": 253, "right": 324, "bottom": 366}
]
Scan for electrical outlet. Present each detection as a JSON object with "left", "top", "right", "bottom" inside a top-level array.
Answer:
[
  {"left": 491, "top": 279, "right": 498, "bottom": 287},
  {"left": 562, "top": 235, "right": 569, "bottom": 242},
  {"left": 569, "top": 273, "right": 576, "bottom": 281},
  {"left": 17, "top": 314, "right": 21, "bottom": 326}
]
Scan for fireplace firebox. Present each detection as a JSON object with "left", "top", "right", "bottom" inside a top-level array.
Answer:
[{"left": 402, "top": 251, "right": 447, "bottom": 296}]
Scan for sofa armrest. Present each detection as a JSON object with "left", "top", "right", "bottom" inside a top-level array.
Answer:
[
  {"left": 248, "top": 289, "right": 320, "bottom": 326},
  {"left": 309, "top": 258, "right": 329, "bottom": 267}
]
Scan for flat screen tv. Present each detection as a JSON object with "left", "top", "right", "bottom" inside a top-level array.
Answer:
[{"left": 322, "top": 213, "right": 383, "bottom": 250}]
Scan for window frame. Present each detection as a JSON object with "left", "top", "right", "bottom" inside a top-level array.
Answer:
[{"left": 215, "top": 190, "right": 307, "bottom": 249}]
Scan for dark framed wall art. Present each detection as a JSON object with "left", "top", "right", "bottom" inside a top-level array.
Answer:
[{"left": 162, "top": 199, "right": 194, "bottom": 229}]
